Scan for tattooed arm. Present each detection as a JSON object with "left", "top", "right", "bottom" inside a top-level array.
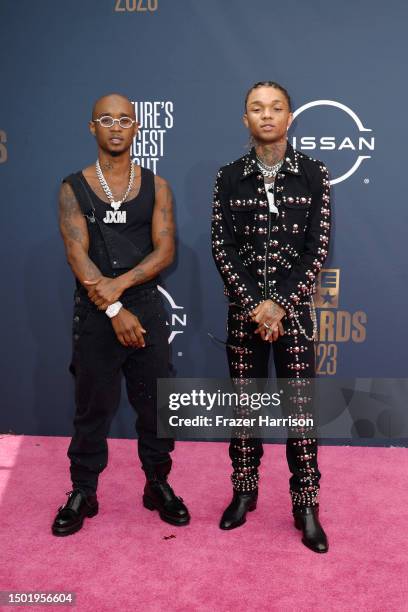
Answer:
[
  {"left": 58, "top": 181, "right": 102, "bottom": 285},
  {"left": 119, "top": 175, "right": 176, "bottom": 289}
]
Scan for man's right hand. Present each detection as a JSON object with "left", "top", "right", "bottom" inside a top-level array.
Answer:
[{"left": 111, "top": 308, "right": 146, "bottom": 348}]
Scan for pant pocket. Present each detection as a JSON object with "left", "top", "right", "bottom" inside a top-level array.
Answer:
[{"left": 72, "top": 303, "right": 94, "bottom": 343}]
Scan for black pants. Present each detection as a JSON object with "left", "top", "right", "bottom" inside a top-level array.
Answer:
[
  {"left": 67, "top": 286, "right": 174, "bottom": 495},
  {"left": 226, "top": 302, "right": 321, "bottom": 508}
]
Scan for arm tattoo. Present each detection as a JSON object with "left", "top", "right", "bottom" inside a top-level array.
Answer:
[
  {"left": 124, "top": 178, "right": 174, "bottom": 286},
  {"left": 158, "top": 181, "right": 174, "bottom": 229},
  {"left": 131, "top": 269, "right": 148, "bottom": 282},
  {"left": 59, "top": 184, "right": 79, "bottom": 220},
  {"left": 154, "top": 176, "right": 166, "bottom": 194},
  {"left": 154, "top": 176, "right": 174, "bottom": 204},
  {"left": 59, "top": 186, "right": 87, "bottom": 246},
  {"left": 59, "top": 184, "right": 102, "bottom": 281},
  {"left": 84, "top": 259, "right": 100, "bottom": 277},
  {"left": 130, "top": 252, "right": 161, "bottom": 283},
  {"left": 66, "top": 226, "right": 85, "bottom": 244},
  {"left": 160, "top": 206, "right": 169, "bottom": 221}
]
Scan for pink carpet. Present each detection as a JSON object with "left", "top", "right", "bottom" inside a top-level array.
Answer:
[{"left": 0, "top": 435, "right": 407, "bottom": 612}]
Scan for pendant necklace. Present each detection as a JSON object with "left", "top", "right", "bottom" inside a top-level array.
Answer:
[{"left": 95, "top": 159, "right": 135, "bottom": 223}]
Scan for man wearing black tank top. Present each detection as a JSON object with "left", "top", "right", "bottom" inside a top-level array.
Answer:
[{"left": 52, "top": 93, "right": 190, "bottom": 536}]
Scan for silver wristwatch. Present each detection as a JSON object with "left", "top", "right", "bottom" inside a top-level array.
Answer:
[{"left": 105, "top": 301, "right": 123, "bottom": 318}]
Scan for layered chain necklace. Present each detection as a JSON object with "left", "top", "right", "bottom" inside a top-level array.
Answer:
[
  {"left": 257, "top": 155, "right": 284, "bottom": 217},
  {"left": 256, "top": 155, "right": 284, "bottom": 178},
  {"left": 95, "top": 159, "right": 135, "bottom": 224}
]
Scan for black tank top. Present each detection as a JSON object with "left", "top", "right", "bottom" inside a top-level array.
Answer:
[
  {"left": 81, "top": 166, "right": 155, "bottom": 255},
  {"left": 63, "top": 166, "right": 159, "bottom": 299}
]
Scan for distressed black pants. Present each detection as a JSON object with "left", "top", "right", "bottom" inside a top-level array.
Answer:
[{"left": 67, "top": 286, "right": 174, "bottom": 495}]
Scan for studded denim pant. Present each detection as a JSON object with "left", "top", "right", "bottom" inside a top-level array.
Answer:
[
  {"left": 226, "top": 302, "right": 321, "bottom": 508},
  {"left": 67, "top": 286, "right": 174, "bottom": 495}
]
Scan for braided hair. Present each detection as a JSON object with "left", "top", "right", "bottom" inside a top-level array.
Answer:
[{"left": 244, "top": 81, "right": 292, "bottom": 112}]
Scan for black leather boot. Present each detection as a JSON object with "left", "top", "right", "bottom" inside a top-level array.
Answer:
[
  {"left": 52, "top": 489, "right": 98, "bottom": 536},
  {"left": 143, "top": 461, "right": 190, "bottom": 526},
  {"left": 293, "top": 504, "right": 328, "bottom": 553},
  {"left": 219, "top": 490, "right": 258, "bottom": 530}
]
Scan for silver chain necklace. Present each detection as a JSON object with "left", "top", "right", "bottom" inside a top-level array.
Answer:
[
  {"left": 256, "top": 155, "right": 284, "bottom": 178},
  {"left": 95, "top": 159, "right": 135, "bottom": 211}
]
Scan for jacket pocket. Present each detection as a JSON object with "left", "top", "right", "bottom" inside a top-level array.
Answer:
[
  {"left": 281, "top": 195, "right": 312, "bottom": 235},
  {"left": 229, "top": 198, "right": 262, "bottom": 235},
  {"left": 229, "top": 197, "right": 260, "bottom": 212},
  {"left": 281, "top": 195, "right": 312, "bottom": 209}
]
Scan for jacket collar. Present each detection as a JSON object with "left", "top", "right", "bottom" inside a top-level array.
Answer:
[{"left": 240, "top": 140, "right": 301, "bottom": 180}]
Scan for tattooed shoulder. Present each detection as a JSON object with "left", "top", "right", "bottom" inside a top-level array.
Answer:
[
  {"left": 154, "top": 174, "right": 170, "bottom": 194},
  {"left": 59, "top": 182, "right": 81, "bottom": 216}
]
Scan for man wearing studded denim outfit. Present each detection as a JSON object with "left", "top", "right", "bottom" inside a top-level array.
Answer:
[{"left": 211, "top": 82, "right": 331, "bottom": 553}]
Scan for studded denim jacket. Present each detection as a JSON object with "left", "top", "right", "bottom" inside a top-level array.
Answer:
[{"left": 211, "top": 141, "right": 331, "bottom": 321}]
